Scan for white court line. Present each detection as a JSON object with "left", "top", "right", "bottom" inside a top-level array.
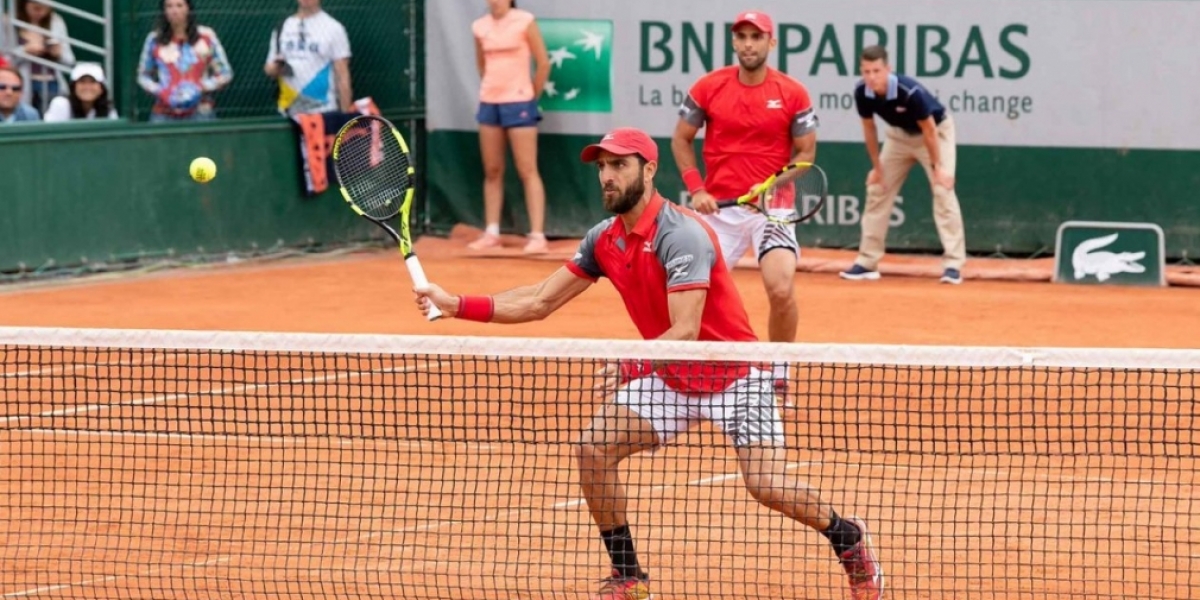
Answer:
[
  {"left": 852, "top": 462, "right": 1188, "bottom": 487},
  {"left": 0, "top": 246, "right": 386, "bottom": 297},
  {"left": 2, "top": 355, "right": 169, "bottom": 379},
  {"left": 11, "top": 427, "right": 499, "bottom": 451},
  {"left": 183, "top": 557, "right": 233, "bottom": 568},
  {"left": 364, "top": 460, "right": 823, "bottom": 573},
  {"left": 14, "top": 428, "right": 324, "bottom": 445},
  {"left": 683, "top": 473, "right": 743, "bottom": 488},
  {"left": 0, "top": 363, "right": 439, "bottom": 426},
  {"left": 0, "top": 363, "right": 440, "bottom": 598},
  {"left": 5, "top": 440, "right": 1188, "bottom": 595},
  {"left": 1, "top": 557, "right": 231, "bottom": 597},
  {"left": 548, "top": 461, "right": 823, "bottom": 510}
]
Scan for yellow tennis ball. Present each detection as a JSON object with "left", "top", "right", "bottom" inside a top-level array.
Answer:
[{"left": 190, "top": 157, "right": 217, "bottom": 183}]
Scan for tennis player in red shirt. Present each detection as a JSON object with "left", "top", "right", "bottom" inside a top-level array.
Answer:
[
  {"left": 671, "top": 10, "right": 818, "bottom": 396},
  {"left": 415, "top": 128, "right": 882, "bottom": 600}
]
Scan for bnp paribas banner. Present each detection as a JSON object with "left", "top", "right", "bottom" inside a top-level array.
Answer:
[{"left": 427, "top": 0, "right": 1200, "bottom": 150}]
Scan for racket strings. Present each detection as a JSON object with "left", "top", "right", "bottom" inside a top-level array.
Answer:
[
  {"left": 793, "top": 167, "right": 828, "bottom": 209},
  {"left": 335, "top": 123, "right": 413, "bottom": 221},
  {"left": 755, "top": 166, "right": 828, "bottom": 223}
]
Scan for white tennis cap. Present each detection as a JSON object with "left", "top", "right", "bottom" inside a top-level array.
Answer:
[{"left": 70, "top": 62, "right": 106, "bottom": 84}]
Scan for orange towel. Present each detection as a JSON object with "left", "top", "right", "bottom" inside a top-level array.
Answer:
[{"left": 291, "top": 97, "right": 381, "bottom": 196}]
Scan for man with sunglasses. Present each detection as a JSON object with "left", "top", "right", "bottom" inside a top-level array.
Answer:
[{"left": 0, "top": 67, "right": 40, "bottom": 123}]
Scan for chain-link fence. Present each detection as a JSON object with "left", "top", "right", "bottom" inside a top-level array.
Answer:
[{"left": 114, "top": 0, "right": 422, "bottom": 121}]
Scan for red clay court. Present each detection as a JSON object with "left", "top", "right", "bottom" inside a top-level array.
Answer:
[{"left": 0, "top": 238, "right": 1196, "bottom": 599}]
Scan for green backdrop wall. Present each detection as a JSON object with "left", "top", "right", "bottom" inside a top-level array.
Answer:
[
  {"left": 0, "top": 116, "right": 424, "bottom": 272},
  {"left": 427, "top": 132, "right": 1200, "bottom": 260},
  {"left": 0, "top": 1, "right": 425, "bottom": 275}
]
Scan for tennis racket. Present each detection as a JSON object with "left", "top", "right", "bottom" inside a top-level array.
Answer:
[
  {"left": 715, "top": 161, "right": 829, "bottom": 225},
  {"left": 332, "top": 115, "right": 442, "bottom": 320}
]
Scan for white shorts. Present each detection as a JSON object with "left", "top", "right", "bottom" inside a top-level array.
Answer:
[
  {"left": 613, "top": 368, "right": 785, "bottom": 448},
  {"left": 703, "top": 207, "right": 799, "bottom": 269}
]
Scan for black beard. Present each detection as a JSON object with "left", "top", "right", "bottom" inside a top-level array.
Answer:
[
  {"left": 738, "top": 54, "right": 768, "bottom": 72},
  {"left": 603, "top": 173, "right": 646, "bottom": 215}
]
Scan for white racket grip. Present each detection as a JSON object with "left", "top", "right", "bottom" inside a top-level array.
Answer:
[{"left": 405, "top": 256, "right": 443, "bottom": 321}]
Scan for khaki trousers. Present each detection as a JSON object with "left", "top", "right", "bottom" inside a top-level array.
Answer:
[{"left": 855, "top": 116, "right": 966, "bottom": 270}]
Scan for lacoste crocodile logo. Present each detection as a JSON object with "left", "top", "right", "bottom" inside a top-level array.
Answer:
[{"left": 1072, "top": 233, "right": 1146, "bottom": 282}]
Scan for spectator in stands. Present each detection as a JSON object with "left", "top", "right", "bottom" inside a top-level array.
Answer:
[
  {"left": 466, "top": 0, "right": 551, "bottom": 254},
  {"left": 43, "top": 62, "right": 117, "bottom": 122},
  {"left": 137, "top": 0, "right": 233, "bottom": 122},
  {"left": 12, "top": 0, "right": 75, "bottom": 115},
  {"left": 0, "top": 14, "right": 11, "bottom": 68},
  {"left": 0, "top": 66, "right": 40, "bottom": 123},
  {"left": 264, "top": 0, "right": 352, "bottom": 117}
]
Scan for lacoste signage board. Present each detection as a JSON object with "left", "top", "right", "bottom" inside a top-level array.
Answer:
[{"left": 1053, "top": 221, "right": 1166, "bottom": 287}]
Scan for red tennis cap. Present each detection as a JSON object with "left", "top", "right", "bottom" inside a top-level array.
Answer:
[
  {"left": 732, "top": 10, "right": 774, "bottom": 36},
  {"left": 580, "top": 127, "right": 658, "bottom": 163}
]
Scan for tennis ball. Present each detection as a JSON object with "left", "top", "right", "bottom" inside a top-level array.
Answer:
[{"left": 190, "top": 157, "right": 217, "bottom": 183}]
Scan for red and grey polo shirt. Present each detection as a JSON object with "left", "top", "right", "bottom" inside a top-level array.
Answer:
[{"left": 565, "top": 193, "right": 758, "bottom": 392}]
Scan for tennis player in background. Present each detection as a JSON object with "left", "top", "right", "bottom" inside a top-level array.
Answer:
[
  {"left": 414, "top": 127, "right": 883, "bottom": 600},
  {"left": 671, "top": 10, "right": 817, "bottom": 397}
]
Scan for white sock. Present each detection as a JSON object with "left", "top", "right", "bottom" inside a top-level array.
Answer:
[
  {"left": 485, "top": 224, "right": 500, "bottom": 236},
  {"left": 528, "top": 232, "right": 545, "bottom": 240}
]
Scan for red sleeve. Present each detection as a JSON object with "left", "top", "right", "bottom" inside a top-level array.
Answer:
[
  {"left": 788, "top": 78, "right": 814, "bottom": 114},
  {"left": 667, "top": 281, "right": 710, "bottom": 293},
  {"left": 688, "top": 74, "right": 713, "bottom": 109},
  {"left": 565, "top": 261, "right": 599, "bottom": 282}
]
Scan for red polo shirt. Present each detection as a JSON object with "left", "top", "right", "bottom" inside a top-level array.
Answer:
[
  {"left": 565, "top": 193, "right": 758, "bottom": 392},
  {"left": 678, "top": 66, "right": 818, "bottom": 210}
]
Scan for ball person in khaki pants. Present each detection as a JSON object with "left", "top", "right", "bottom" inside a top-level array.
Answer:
[{"left": 840, "top": 45, "right": 966, "bottom": 284}]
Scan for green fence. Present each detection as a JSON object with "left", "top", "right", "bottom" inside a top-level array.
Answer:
[
  {"left": 427, "top": 131, "right": 1200, "bottom": 261},
  {"left": 56, "top": 0, "right": 108, "bottom": 66},
  {"left": 0, "top": 115, "right": 424, "bottom": 273},
  {"left": 112, "top": 0, "right": 422, "bottom": 121},
  {"left": 0, "top": 1, "right": 426, "bottom": 276}
]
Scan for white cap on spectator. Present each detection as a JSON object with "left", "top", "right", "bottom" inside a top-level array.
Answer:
[{"left": 70, "top": 62, "right": 106, "bottom": 84}]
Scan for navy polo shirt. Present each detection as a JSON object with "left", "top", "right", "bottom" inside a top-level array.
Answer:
[{"left": 854, "top": 74, "right": 945, "bottom": 135}]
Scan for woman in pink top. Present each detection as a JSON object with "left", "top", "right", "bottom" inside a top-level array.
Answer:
[{"left": 469, "top": 0, "right": 550, "bottom": 254}]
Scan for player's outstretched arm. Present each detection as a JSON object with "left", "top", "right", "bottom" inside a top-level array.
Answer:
[
  {"left": 655, "top": 289, "right": 707, "bottom": 342},
  {"left": 414, "top": 267, "right": 592, "bottom": 324},
  {"left": 490, "top": 267, "right": 592, "bottom": 323}
]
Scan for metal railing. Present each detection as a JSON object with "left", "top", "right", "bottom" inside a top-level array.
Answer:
[{"left": 2, "top": 0, "right": 113, "bottom": 86}]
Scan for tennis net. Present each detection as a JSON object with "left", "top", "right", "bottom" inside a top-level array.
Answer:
[{"left": 0, "top": 327, "right": 1195, "bottom": 600}]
